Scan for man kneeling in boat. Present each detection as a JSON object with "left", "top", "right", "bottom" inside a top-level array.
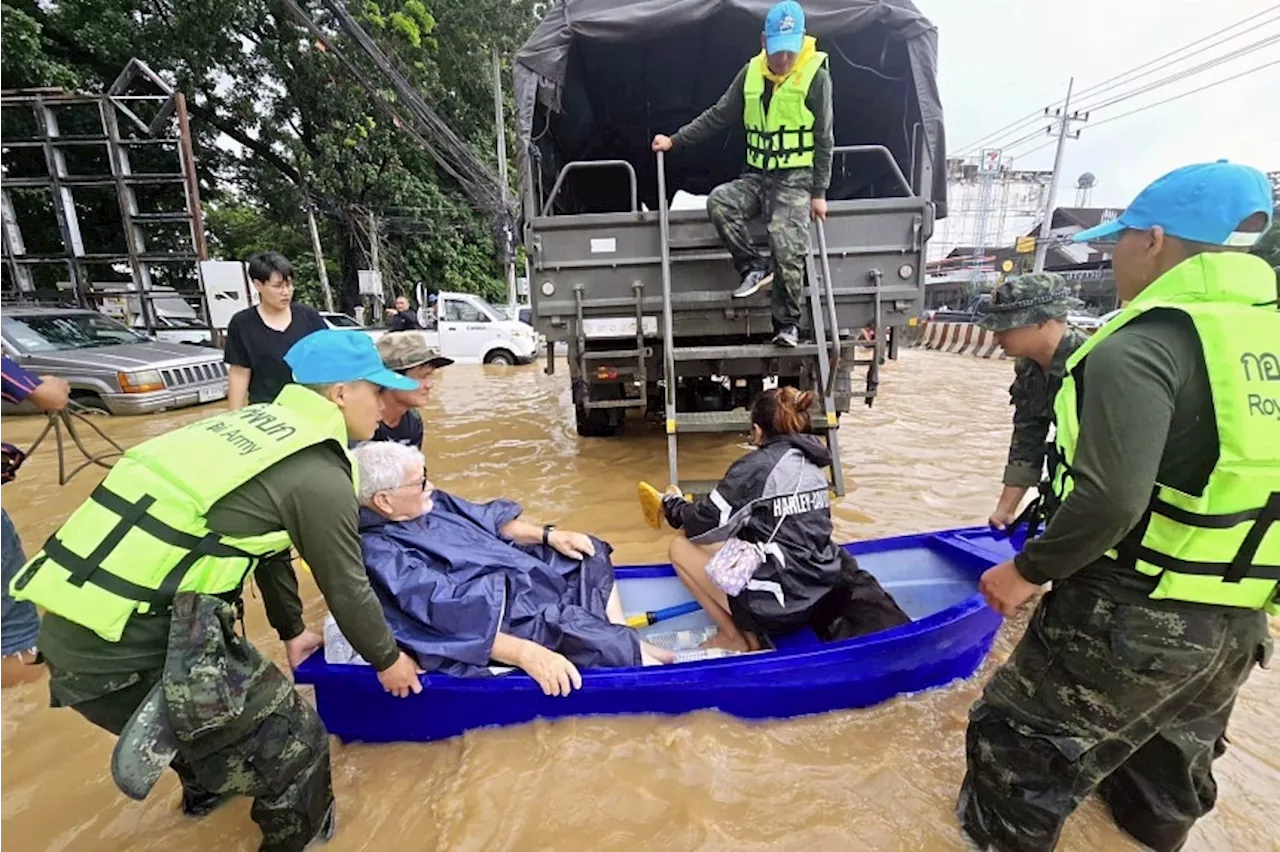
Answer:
[
  {"left": 663, "top": 388, "right": 909, "bottom": 651},
  {"left": 351, "top": 441, "right": 673, "bottom": 696}
]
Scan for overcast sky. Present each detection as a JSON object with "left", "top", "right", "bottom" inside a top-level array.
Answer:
[{"left": 920, "top": 0, "right": 1280, "bottom": 208}]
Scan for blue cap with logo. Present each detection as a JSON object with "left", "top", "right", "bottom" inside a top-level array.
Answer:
[
  {"left": 764, "top": 1, "right": 806, "bottom": 55},
  {"left": 1073, "top": 160, "right": 1274, "bottom": 248},
  {"left": 284, "top": 329, "right": 418, "bottom": 390}
]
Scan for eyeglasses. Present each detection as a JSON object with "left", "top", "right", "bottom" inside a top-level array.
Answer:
[
  {"left": 388, "top": 468, "right": 430, "bottom": 493},
  {"left": 261, "top": 278, "right": 295, "bottom": 291}
]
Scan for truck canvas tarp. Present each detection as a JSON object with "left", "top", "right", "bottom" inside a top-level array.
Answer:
[{"left": 514, "top": 0, "right": 947, "bottom": 217}]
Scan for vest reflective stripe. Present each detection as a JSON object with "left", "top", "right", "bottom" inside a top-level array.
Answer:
[
  {"left": 742, "top": 50, "right": 827, "bottom": 171},
  {"left": 9, "top": 384, "right": 356, "bottom": 640},
  {"left": 1050, "top": 252, "right": 1280, "bottom": 612}
]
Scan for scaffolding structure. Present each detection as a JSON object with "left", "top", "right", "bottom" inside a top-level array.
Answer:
[
  {"left": 1, "top": 60, "right": 209, "bottom": 333},
  {"left": 930, "top": 156, "right": 1053, "bottom": 271}
]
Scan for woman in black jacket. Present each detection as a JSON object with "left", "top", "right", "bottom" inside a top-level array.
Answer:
[{"left": 663, "top": 388, "right": 846, "bottom": 652}]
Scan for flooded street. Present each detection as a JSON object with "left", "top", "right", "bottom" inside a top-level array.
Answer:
[{"left": 2, "top": 349, "right": 1276, "bottom": 852}]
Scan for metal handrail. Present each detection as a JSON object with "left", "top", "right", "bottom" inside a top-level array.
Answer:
[
  {"left": 656, "top": 151, "right": 679, "bottom": 487},
  {"left": 831, "top": 145, "right": 913, "bottom": 197},
  {"left": 540, "top": 159, "right": 639, "bottom": 217},
  {"left": 814, "top": 220, "right": 841, "bottom": 397}
]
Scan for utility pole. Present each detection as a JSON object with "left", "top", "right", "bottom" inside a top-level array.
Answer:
[
  {"left": 1034, "top": 77, "right": 1087, "bottom": 272},
  {"left": 305, "top": 203, "right": 335, "bottom": 312},
  {"left": 492, "top": 46, "right": 517, "bottom": 309},
  {"left": 367, "top": 207, "right": 383, "bottom": 319}
]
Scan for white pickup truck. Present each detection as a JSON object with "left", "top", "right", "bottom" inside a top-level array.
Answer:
[
  {"left": 425, "top": 291, "right": 539, "bottom": 365},
  {"left": 328, "top": 291, "right": 540, "bottom": 366}
]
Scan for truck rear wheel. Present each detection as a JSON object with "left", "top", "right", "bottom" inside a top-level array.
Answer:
[{"left": 574, "top": 402, "right": 620, "bottom": 437}]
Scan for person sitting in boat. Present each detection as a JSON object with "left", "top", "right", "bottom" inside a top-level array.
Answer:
[
  {"left": 352, "top": 441, "right": 673, "bottom": 697},
  {"left": 662, "top": 387, "right": 908, "bottom": 651}
]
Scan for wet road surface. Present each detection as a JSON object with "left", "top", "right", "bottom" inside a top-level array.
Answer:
[{"left": 2, "top": 349, "right": 1275, "bottom": 851}]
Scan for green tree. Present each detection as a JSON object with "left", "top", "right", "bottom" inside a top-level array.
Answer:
[{"left": 2, "top": 0, "right": 539, "bottom": 308}]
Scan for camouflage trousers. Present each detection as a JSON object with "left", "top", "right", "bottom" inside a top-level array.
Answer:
[
  {"left": 706, "top": 168, "right": 813, "bottom": 331},
  {"left": 957, "top": 582, "right": 1272, "bottom": 852},
  {"left": 49, "top": 605, "right": 332, "bottom": 852}
]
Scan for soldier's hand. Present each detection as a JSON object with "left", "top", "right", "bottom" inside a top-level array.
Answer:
[
  {"left": 810, "top": 197, "right": 828, "bottom": 221},
  {"left": 651, "top": 134, "right": 674, "bottom": 153},
  {"left": 988, "top": 508, "right": 1017, "bottom": 531},
  {"left": 378, "top": 651, "right": 426, "bottom": 698},
  {"left": 979, "top": 559, "right": 1041, "bottom": 618},
  {"left": 284, "top": 629, "right": 324, "bottom": 669}
]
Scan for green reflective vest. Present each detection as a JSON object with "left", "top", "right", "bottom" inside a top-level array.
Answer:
[
  {"left": 1050, "top": 252, "right": 1280, "bottom": 612},
  {"left": 742, "top": 48, "right": 828, "bottom": 171},
  {"left": 9, "top": 384, "right": 357, "bottom": 641}
]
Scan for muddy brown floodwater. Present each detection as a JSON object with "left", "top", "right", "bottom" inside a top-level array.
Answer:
[{"left": 2, "top": 349, "right": 1276, "bottom": 852}]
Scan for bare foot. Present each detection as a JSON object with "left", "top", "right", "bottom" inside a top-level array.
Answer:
[
  {"left": 699, "top": 630, "right": 750, "bottom": 653},
  {"left": 1, "top": 650, "right": 46, "bottom": 688},
  {"left": 640, "top": 642, "right": 675, "bottom": 665}
]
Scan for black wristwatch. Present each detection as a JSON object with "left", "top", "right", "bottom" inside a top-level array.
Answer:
[{"left": 542, "top": 524, "right": 556, "bottom": 546}]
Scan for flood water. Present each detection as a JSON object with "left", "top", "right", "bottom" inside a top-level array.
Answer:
[{"left": 2, "top": 349, "right": 1276, "bottom": 851}]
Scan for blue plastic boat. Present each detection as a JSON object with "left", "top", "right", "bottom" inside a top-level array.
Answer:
[{"left": 294, "top": 526, "right": 1017, "bottom": 743}]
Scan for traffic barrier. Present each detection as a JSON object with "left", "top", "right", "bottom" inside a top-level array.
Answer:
[{"left": 913, "top": 321, "right": 1006, "bottom": 359}]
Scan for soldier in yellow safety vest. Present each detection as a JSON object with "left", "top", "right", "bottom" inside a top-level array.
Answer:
[
  {"left": 10, "top": 330, "right": 426, "bottom": 852},
  {"left": 652, "top": 0, "right": 833, "bottom": 348},
  {"left": 958, "top": 161, "right": 1278, "bottom": 852}
]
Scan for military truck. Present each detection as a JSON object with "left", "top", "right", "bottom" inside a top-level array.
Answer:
[{"left": 513, "top": 0, "right": 947, "bottom": 494}]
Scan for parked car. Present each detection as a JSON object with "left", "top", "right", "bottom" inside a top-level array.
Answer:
[
  {"left": 321, "top": 311, "right": 385, "bottom": 343},
  {"left": 1, "top": 307, "right": 229, "bottom": 415}
]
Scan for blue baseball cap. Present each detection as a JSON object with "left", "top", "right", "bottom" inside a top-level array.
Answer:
[
  {"left": 764, "top": 1, "right": 805, "bottom": 55},
  {"left": 284, "top": 330, "right": 418, "bottom": 390},
  {"left": 1073, "top": 160, "right": 1274, "bottom": 248}
]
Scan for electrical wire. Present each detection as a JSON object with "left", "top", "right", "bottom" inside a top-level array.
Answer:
[
  {"left": 1086, "top": 58, "right": 1280, "bottom": 129},
  {"left": 951, "top": 3, "right": 1280, "bottom": 156}
]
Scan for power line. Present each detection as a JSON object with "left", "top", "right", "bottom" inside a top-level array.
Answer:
[
  {"left": 1075, "top": 34, "right": 1280, "bottom": 113},
  {"left": 1087, "top": 59, "right": 1280, "bottom": 129},
  {"left": 951, "top": 3, "right": 1280, "bottom": 157}
]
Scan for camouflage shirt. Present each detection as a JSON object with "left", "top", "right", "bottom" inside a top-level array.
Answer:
[{"left": 1003, "top": 328, "right": 1089, "bottom": 487}]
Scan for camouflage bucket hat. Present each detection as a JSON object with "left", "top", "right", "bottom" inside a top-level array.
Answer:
[
  {"left": 976, "top": 272, "right": 1083, "bottom": 332},
  {"left": 376, "top": 331, "right": 454, "bottom": 372}
]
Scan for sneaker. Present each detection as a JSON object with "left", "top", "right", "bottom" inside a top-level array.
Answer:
[
  {"left": 732, "top": 269, "right": 774, "bottom": 299},
  {"left": 772, "top": 327, "right": 799, "bottom": 347}
]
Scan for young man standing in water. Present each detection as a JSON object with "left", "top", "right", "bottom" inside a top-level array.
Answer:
[
  {"left": 224, "top": 251, "right": 328, "bottom": 408},
  {"left": 974, "top": 273, "right": 1089, "bottom": 532},
  {"left": 958, "top": 161, "right": 1278, "bottom": 852},
  {"left": 651, "top": 0, "right": 833, "bottom": 348},
  {"left": 11, "top": 331, "right": 425, "bottom": 851}
]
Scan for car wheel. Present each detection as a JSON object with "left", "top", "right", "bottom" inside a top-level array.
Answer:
[
  {"left": 485, "top": 350, "right": 515, "bottom": 366},
  {"left": 71, "top": 392, "right": 111, "bottom": 414}
]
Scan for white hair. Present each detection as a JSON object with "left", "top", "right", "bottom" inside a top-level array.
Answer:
[{"left": 353, "top": 441, "right": 425, "bottom": 507}]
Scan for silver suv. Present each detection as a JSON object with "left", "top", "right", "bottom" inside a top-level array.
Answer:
[{"left": 1, "top": 307, "right": 228, "bottom": 415}]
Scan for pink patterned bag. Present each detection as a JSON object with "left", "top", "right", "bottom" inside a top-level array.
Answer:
[{"left": 705, "top": 537, "right": 766, "bottom": 596}]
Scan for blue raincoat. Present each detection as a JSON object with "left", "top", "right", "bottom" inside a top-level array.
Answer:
[{"left": 358, "top": 491, "right": 641, "bottom": 676}]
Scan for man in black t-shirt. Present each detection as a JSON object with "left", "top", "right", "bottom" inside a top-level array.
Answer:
[
  {"left": 386, "top": 296, "right": 422, "bottom": 332},
  {"left": 224, "top": 252, "right": 328, "bottom": 407},
  {"left": 372, "top": 332, "right": 453, "bottom": 450}
]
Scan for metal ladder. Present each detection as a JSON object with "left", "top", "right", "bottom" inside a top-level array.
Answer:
[{"left": 656, "top": 151, "right": 847, "bottom": 497}]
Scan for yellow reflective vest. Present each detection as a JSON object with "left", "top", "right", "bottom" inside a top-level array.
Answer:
[
  {"left": 742, "top": 41, "right": 828, "bottom": 171},
  {"left": 1050, "top": 252, "right": 1280, "bottom": 612},
  {"left": 9, "top": 385, "right": 357, "bottom": 641}
]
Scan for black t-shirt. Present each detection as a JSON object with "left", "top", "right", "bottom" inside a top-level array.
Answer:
[
  {"left": 223, "top": 304, "right": 328, "bottom": 404},
  {"left": 387, "top": 310, "right": 422, "bottom": 331},
  {"left": 372, "top": 408, "right": 424, "bottom": 449}
]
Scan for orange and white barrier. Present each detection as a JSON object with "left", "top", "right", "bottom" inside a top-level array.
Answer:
[{"left": 914, "top": 321, "right": 1006, "bottom": 359}]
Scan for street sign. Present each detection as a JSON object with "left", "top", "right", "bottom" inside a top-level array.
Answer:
[
  {"left": 1015, "top": 236, "right": 1036, "bottom": 254},
  {"left": 980, "top": 148, "right": 1002, "bottom": 174},
  {"left": 357, "top": 269, "right": 383, "bottom": 296}
]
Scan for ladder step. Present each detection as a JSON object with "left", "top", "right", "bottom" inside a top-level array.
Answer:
[
  {"left": 672, "top": 343, "right": 821, "bottom": 361},
  {"left": 585, "top": 398, "right": 646, "bottom": 410},
  {"left": 674, "top": 409, "right": 751, "bottom": 432},
  {"left": 676, "top": 479, "right": 721, "bottom": 498}
]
